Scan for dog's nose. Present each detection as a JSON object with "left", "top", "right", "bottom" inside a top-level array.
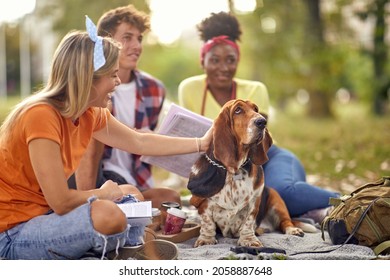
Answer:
[{"left": 255, "top": 117, "right": 267, "bottom": 129}]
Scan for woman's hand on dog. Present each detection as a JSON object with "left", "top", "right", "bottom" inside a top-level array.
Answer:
[{"left": 200, "top": 125, "right": 213, "bottom": 153}]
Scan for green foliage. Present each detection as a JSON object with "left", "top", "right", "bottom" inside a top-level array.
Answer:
[
  {"left": 4, "top": 24, "right": 21, "bottom": 96},
  {"left": 237, "top": 1, "right": 310, "bottom": 102},
  {"left": 37, "top": 0, "right": 150, "bottom": 38},
  {"left": 0, "top": 96, "right": 21, "bottom": 122},
  {"left": 139, "top": 42, "right": 201, "bottom": 102},
  {"left": 333, "top": 47, "right": 373, "bottom": 103}
]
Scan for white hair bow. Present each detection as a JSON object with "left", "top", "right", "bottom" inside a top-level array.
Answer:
[{"left": 85, "top": 15, "right": 106, "bottom": 71}]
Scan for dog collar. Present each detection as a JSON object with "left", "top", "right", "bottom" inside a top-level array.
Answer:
[
  {"left": 204, "top": 154, "right": 226, "bottom": 169},
  {"left": 204, "top": 154, "right": 249, "bottom": 179}
]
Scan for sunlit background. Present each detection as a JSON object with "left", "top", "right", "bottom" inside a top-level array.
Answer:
[
  {"left": 0, "top": 0, "right": 256, "bottom": 44},
  {"left": 0, "top": 0, "right": 36, "bottom": 22},
  {"left": 148, "top": 0, "right": 256, "bottom": 45},
  {"left": 0, "top": 0, "right": 257, "bottom": 99},
  {"left": 0, "top": 0, "right": 37, "bottom": 100}
]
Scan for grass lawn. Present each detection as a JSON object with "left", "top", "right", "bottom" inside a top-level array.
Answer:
[
  {"left": 1, "top": 96, "right": 388, "bottom": 195},
  {"left": 264, "top": 100, "right": 390, "bottom": 194}
]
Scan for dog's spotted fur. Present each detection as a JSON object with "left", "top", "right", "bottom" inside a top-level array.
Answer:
[{"left": 188, "top": 99, "right": 314, "bottom": 248}]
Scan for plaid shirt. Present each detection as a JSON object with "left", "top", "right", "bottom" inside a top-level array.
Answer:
[{"left": 104, "top": 70, "right": 165, "bottom": 191}]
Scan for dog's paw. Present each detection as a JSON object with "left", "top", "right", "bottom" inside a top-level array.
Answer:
[
  {"left": 285, "top": 226, "right": 304, "bottom": 237},
  {"left": 194, "top": 236, "right": 218, "bottom": 247},
  {"left": 237, "top": 235, "right": 263, "bottom": 247}
]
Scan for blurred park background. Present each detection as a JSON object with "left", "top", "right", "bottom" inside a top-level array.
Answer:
[{"left": 0, "top": 0, "right": 389, "bottom": 194}]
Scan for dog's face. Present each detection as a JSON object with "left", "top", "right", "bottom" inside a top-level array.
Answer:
[
  {"left": 212, "top": 99, "right": 273, "bottom": 173},
  {"left": 225, "top": 99, "right": 266, "bottom": 145}
]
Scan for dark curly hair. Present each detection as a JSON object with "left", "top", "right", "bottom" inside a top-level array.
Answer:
[{"left": 197, "top": 12, "right": 242, "bottom": 42}]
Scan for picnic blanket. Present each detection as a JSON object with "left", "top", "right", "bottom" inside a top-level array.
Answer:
[
  {"left": 176, "top": 230, "right": 376, "bottom": 260},
  {"left": 172, "top": 203, "right": 377, "bottom": 260}
]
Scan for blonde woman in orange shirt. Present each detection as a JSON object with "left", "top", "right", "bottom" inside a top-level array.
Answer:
[{"left": 0, "top": 17, "right": 211, "bottom": 260}]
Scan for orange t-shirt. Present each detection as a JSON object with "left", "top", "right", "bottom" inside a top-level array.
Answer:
[{"left": 0, "top": 104, "right": 110, "bottom": 232}]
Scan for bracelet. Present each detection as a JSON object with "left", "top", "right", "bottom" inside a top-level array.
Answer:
[{"left": 195, "top": 137, "right": 200, "bottom": 153}]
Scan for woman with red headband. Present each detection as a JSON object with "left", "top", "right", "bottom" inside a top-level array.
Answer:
[{"left": 178, "top": 11, "right": 339, "bottom": 223}]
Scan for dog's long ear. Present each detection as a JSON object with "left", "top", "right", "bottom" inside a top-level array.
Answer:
[
  {"left": 213, "top": 107, "right": 237, "bottom": 173},
  {"left": 249, "top": 128, "right": 273, "bottom": 165}
]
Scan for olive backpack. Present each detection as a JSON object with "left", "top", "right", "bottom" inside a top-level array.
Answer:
[{"left": 321, "top": 176, "right": 390, "bottom": 256}]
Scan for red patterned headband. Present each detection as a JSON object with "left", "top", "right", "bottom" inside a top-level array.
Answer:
[{"left": 200, "top": 35, "right": 240, "bottom": 64}]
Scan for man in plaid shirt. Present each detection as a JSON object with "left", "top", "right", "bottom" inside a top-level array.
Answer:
[{"left": 69, "top": 5, "right": 181, "bottom": 209}]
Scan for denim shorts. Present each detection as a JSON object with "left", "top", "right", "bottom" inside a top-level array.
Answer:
[{"left": 0, "top": 197, "right": 129, "bottom": 260}]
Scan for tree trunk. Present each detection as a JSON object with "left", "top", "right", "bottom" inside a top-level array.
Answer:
[
  {"left": 303, "top": 0, "right": 333, "bottom": 118},
  {"left": 372, "top": 0, "right": 389, "bottom": 115},
  {"left": 308, "top": 90, "right": 332, "bottom": 117}
]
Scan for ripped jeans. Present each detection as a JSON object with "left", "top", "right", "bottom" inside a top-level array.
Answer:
[{"left": 0, "top": 197, "right": 130, "bottom": 260}]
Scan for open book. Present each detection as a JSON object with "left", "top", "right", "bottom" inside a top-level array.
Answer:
[
  {"left": 141, "top": 103, "right": 213, "bottom": 178},
  {"left": 117, "top": 200, "right": 152, "bottom": 224}
]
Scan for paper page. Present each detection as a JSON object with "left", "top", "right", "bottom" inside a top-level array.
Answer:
[
  {"left": 158, "top": 104, "right": 212, "bottom": 134},
  {"left": 125, "top": 217, "right": 151, "bottom": 226},
  {"left": 141, "top": 103, "right": 213, "bottom": 178},
  {"left": 117, "top": 201, "right": 152, "bottom": 218}
]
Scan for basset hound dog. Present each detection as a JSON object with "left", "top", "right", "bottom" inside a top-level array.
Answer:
[{"left": 187, "top": 99, "right": 315, "bottom": 247}]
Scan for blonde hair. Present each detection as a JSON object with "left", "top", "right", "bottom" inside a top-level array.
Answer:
[{"left": 0, "top": 30, "right": 121, "bottom": 143}]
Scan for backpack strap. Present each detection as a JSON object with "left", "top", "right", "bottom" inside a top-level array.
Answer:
[
  {"left": 321, "top": 216, "right": 330, "bottom": 241},
  {"left": 343, "top": 197, "right": 380, "bottom": 243},
  {"left": 328, "top": 194, "right": 350, "bottom": 207},
  {"left": 373, "top": 240, "right": 390, "bottom": 256}
]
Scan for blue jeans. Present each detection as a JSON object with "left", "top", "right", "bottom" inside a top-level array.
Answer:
[
  {"left": 263, "top": 145, "right": 339, "bottom": 217},
  {"left": 0, "top": 197, "right": 129, "bottom": 260}
]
